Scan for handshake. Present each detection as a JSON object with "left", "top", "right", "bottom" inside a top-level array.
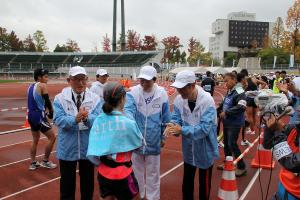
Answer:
[{"left": 163, "top": 122, "right": 182, "bottom": 137}]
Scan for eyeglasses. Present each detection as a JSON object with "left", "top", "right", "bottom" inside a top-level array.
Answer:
[{"left": 70, "top": 76, "right": 88, "bottom": 83}]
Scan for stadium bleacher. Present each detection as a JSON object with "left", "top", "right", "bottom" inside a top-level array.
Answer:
[{"left": 0, "top": 51, "right": 161, "bottom": 79}]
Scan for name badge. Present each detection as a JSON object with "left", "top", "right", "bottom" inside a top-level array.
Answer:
[
  {"left": 78, "top": 122, "right": 89, "bottom": 131},
  {"left": 273, "top": 141, "right": 292, "bottom": 161}
]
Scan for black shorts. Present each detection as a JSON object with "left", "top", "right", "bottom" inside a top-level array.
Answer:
[
  {"left": 98, "top": 172, "right": 139, "bottom": 200},
  {"left": 246, "top": 97, "right": 257, "bottom": 108},
  {"left": 28, "top": 112, "right": 52, "bottom": 133}
]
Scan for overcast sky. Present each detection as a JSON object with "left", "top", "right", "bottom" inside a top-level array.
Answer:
[{"left": 0, "top": 0, "right": 295, "bottom": 52}]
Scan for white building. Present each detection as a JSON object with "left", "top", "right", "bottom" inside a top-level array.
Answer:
[{"left": 209, "top": 11, "right": 274, "bottom": 62}]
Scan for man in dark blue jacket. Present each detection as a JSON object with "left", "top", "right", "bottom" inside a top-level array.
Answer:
[{"left": 218, "top": 73, "right": 247, "bottom": 176}]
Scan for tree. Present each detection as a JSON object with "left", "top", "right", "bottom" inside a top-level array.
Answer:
[
  {"left": 23, "top": 34, "right": 36, "bottom": 52},
  {"left": 33, "top": 30, "right": 48, "bottom": 52},
  {"left": 126, "top": 30, "right": 141, "bottom": 51},
  {"left": 0, "top": 27, "right": 10, "bottom": 51},
  {"left": 8, "top": 31, "right": 23, "bottom": 51},
  {"left": 286, "top": 0, "right": 300, "bottom": 60},
  {"left": 141, "top": 35, "right": 158, "bottom": 51},
  {"left": 181, "top": 51, "right": 187, "bottom": 63},
  {"left": 224, "top": 52, "right": 237, "bottom": 66},
  {"left": 258, "top": 48, "right": 289, "bottom": 64},
  {"left": 272, "top": 17, "right": 285, "bottom": 48},
  {"left": 262, "top": 34, "right": 271, "bottom": 49},
  {"left": 161, "top": 36, "right": 182, "bottom": 63},
  {"left": 102, "top": 34, "right": 111, "bottom": 52},
  {"left": 53, "top": 44, "right": 68, "bottom": 52},
  {"left": 187, "top": 37, "right": 205, "bottom": 65},
  {"left": 65, "top": 39, "right": 81, "bottom": 52}
]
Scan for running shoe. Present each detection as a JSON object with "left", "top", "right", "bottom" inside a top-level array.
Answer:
[
  {"left": 40, "top": 160, "right": 57, "bottom": 169},
  {"left": 29, "top": 161, "right": 40, "bottom": 171},
  {"left": 235, "top": 168, "right": 247, "bottom": 177},
  {"left": 246, "top": 128, "right": 255, "bottom": 135},
  {"left": 218, "top": 141, "right": 224, "bottom": 148},
  {"left": 241, "top": 140, "right": 251, "bottom": 146}
]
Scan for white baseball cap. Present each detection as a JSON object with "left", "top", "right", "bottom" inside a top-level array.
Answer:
[
  {"left": 171, "top": 70, "right": 196, "bottom": 88},
  {"left": 96, "top": 69, "right": 108, "bottom": 76},
  {"left": 137, "top": 66, "right": 157, "bottom": 80},
  {"left": 293, "top": 77, "right": 300, "bottom": 90},
  {"left": 69, "top": 66, "right": 87, "bottom": 77}
]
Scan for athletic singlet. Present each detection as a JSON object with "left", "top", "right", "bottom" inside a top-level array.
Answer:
[
  {"left": 246, "top": 78, "right": 258, "bottom": 91},
  {"left": 27, "top": 82, "right": 45, "bottom": 112}
]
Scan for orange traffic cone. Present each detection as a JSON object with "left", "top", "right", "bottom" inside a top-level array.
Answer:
[
  {"left": 22, "top": 110, "right": 30, "bottom": 128},
  {"left": 251, "top": 128, "right": 275, "bottom": 169},
  {"left": 217, "top": 156, "right": 239, "bottom": 200}
]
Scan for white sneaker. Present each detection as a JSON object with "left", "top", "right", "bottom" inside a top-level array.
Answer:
[
  {"left": 241, "top": 140, "right": 250, "bottom": 146},
  {"left": 40, "top": 160, "right": 57, "bottom": 169},
  {"left": 29, "top": 161, "right": 40, "bottom": 171},
  {"left": 246, "top": 129, "right": 255, "bottom": 135},
  {"left": 218, "top": 141, "right": 224, "bottom": 148}
]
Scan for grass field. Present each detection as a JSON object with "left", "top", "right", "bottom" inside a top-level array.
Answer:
[{"left": 0, "top": 80, "right": 28, "bottom": 83}]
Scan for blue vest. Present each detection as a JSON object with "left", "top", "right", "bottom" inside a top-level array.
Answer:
[{"left": 222, "top": 90, "right": 245, "bottom": 127}]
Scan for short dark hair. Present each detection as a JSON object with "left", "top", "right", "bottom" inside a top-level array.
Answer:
[
  {"left": 206, "top": 71, "right": 212, "bottom": 77},
  {"left": 237, "top": 73, "right": 246, "bottom": 82},
  {"left": 261, "top": 75, "right": 268, "bottom": 83},
  {"left": 225, "top": 72, "right": 237, "bottom": 80},
  {"left": 240, "top": 69, "right": 248, "bottom": 76},
  {"left": 281, "top": 70, "right": 287, "bottom": 74},
  {"left": 34, "top": 68, "right": 48, "bottom": 81},
  {"left": 232, "top": 70, "right": 238, "bottom": 76},
  {"left": 275, "top": 71, "right": 281, "bottom": 74}
]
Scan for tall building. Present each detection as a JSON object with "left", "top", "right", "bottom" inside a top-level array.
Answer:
[{"left": 209, "top": 11, "right": 274, "bottom": 62}]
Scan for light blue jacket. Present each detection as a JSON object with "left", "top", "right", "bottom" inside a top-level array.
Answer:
[
  {"left": 87, "top": 111, "right": 143, "bottom": 165},
  {"left": 171, "top": 86, "right": 219, "bottom": 169},
  {"left": 53, "top": 87, "right": 102, "bottom": 161},
  {"left": 124, "top": 84, "right": 171, "bottom": 155}
]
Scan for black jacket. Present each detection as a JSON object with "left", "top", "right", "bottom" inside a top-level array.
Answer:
[{"left": 264, "top": 125, "right": 300, "bottom": 173}]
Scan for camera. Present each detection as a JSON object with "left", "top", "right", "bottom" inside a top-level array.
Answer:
[{"left": 246, "top": 89, "right": 293, "bottom": 116}]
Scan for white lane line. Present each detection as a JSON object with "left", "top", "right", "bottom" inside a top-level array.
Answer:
[
  {"left": 163, "top": 148, "right": 182, "bottom": 154},
  {"left": 160, "top": 162, "right": 184, "bottom": 179},
  {"left": 0, "top": 137, "right": 46, "bottom": 149},
  {"left": 0, "top": 151, "right": 56, "bottom": 168},
  {"left": 0, "top": 161, "right": 183, "bottom": 199},
  {"left": 0, "top": 170, "right": 79, "bottom": 200},
  {"left": 239, "top": 168, "right": 262, "bottom": 200}
]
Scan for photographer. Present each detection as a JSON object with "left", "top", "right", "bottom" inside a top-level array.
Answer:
[
  {"left": 263, "top": 109, "right": 300, "bottom": 200},
  {"left": 276, "top": 77, "right": 300, "bottom": 124}
]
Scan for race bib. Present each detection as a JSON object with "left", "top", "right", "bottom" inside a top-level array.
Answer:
[
  {"left": 78, "top": 122, "right": 89, "bottom": 131},
  {"left": 203, "top": 85, "right": 212, "bottom": 92},
  {"left": 273, "top": 141, "right": 292, "bottom": 161}
]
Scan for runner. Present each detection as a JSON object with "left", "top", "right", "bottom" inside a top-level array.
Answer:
[{"left": 27, "top": 68, "right": 57, "bottom": 170}]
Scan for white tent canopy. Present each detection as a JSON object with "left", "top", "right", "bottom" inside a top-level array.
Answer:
[
  {"left": 169, "top": 67, "right": 200, "bottom": 74},
  {"left": 169, "top": 66, "right": 240, "bottom": 74}
]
